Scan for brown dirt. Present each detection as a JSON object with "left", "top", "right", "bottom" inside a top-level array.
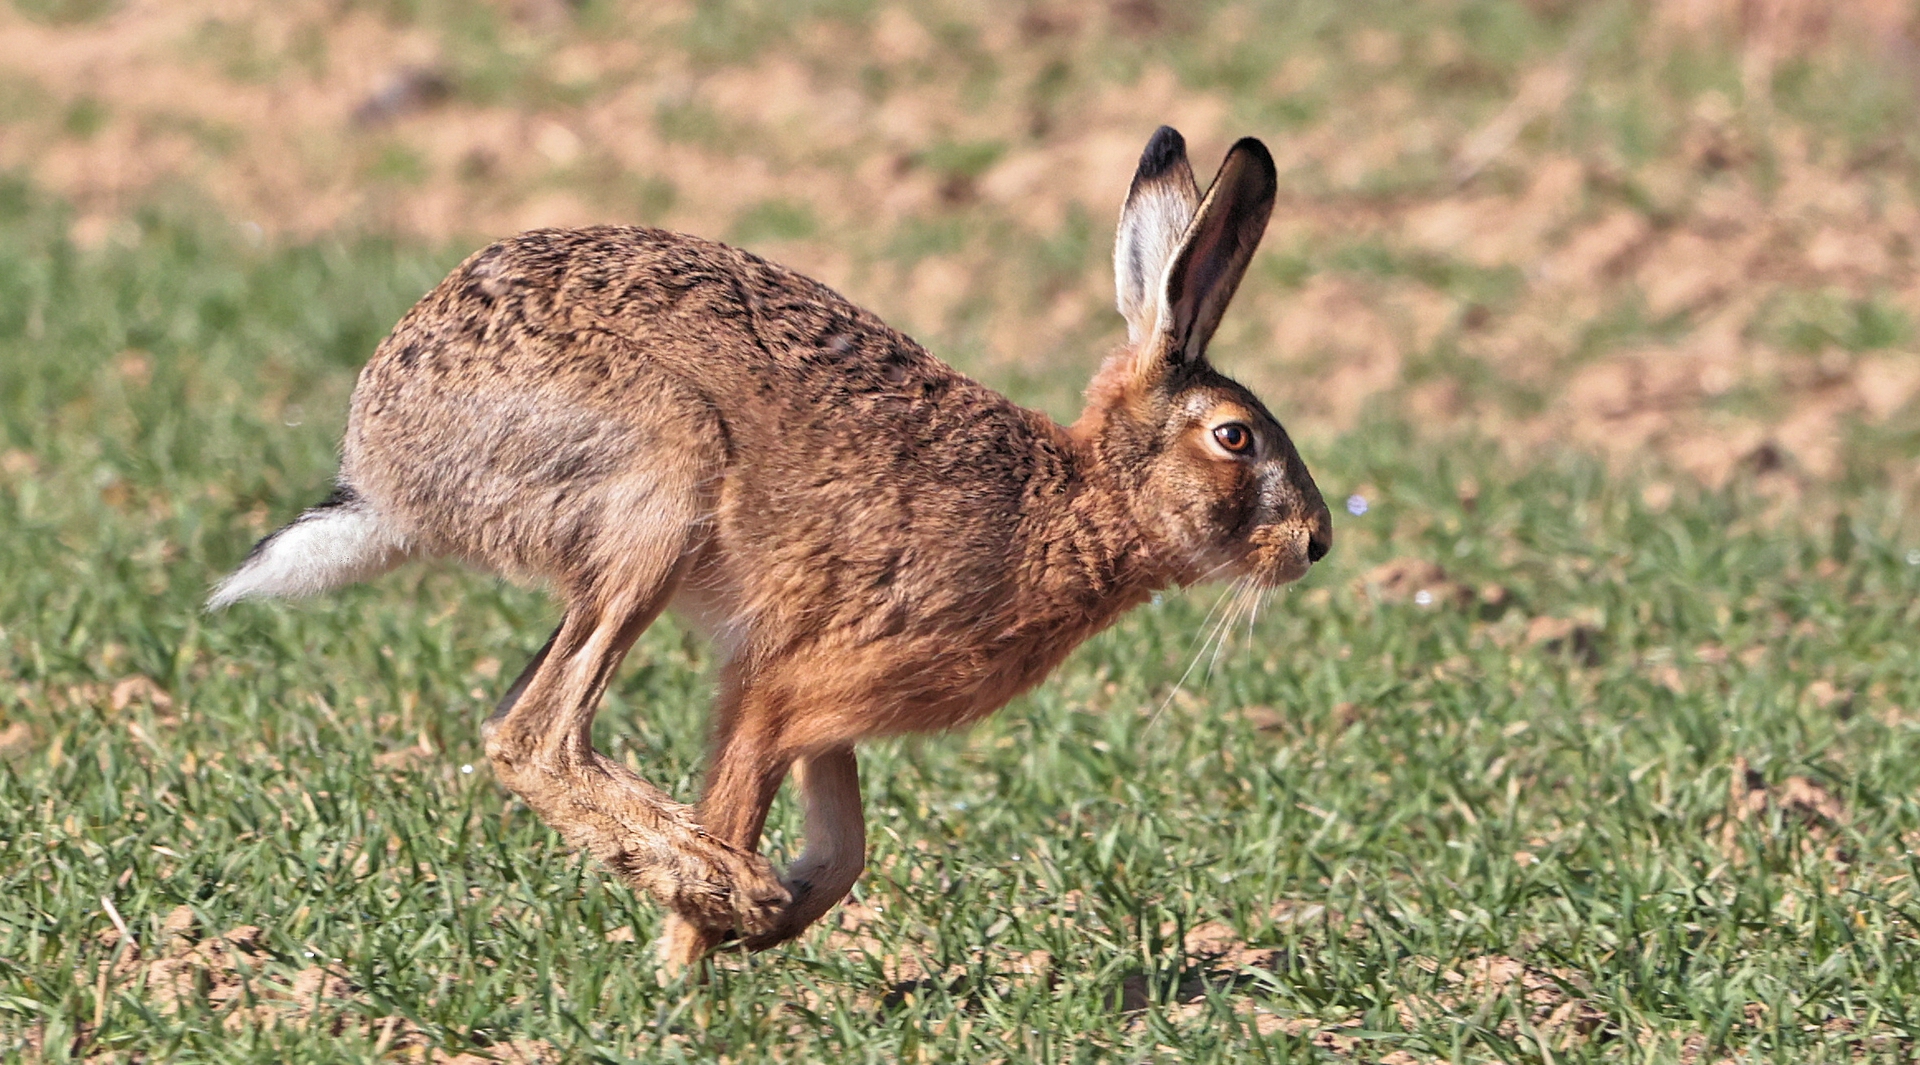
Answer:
[
  {"left": 1718, "top": 754, "right": 1852, "bottom": 864},
  {"left": 90, "top": 914, "right": 559, "bottom": 1060},
  {"left": 1353, "top": 558, "right": 1482, "bottom": 608},
  {"left": 797, "top": 893, "right": 1598, "bottom": 1052},
  {"left": 107, "top": 675, "right": 170, "bottom": 712},
  {"left": 1524, "top": 616, "right": 1602, "bottom": 664},
  {"left": 1399, "top": 953, "right": 1608, "bottom": 1051}
]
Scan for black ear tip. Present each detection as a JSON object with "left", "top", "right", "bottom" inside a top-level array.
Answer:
[
  {"left": 1137, "top": 126, "right": 1188, "bottom": 179},
  {"left": 1225, "top": 136, "right": 1276, "bottom": 177}
]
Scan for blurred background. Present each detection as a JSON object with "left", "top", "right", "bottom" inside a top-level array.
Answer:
[{"left": 4, "top": 0, "right": 1918, "bottom": 492}]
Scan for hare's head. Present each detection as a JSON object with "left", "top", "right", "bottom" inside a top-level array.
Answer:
[{"left": 1073, "top": 127, "right": 1332, "bottom": 590}]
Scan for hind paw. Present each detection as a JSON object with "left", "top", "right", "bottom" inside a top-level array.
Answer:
[{"left": 660, "top": 833, "right": 790, "bottom": 936}]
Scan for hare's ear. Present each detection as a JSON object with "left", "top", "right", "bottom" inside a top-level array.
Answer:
[
  {"left": 1155, "top": 137, "right": 1277, "bottom": 369},
  {"left": 1114, "top": 126, "right": 1201, "bottom": 345}
]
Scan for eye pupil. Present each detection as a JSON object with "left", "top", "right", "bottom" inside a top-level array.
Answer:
[{"left": 1213, "top": 423, "right": 1252, "bottom": 453}]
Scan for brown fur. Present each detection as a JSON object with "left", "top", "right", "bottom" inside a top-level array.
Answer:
[{"left": 216, "top": 127, "right": 1333, "bottom": 972}]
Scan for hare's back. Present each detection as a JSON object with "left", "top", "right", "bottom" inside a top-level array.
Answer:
[
  {"left": 350, "top": 226, "right": 992, "bottom": 426},
  {"left": 342, "top": 227, "right": 1056, "bottom": 598},
  {"left": 352, "top": 227, "right": 807, "bottom": 409}
]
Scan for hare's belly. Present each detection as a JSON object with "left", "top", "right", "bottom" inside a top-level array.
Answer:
[
  {"left": 806, "top": 637, "right": 1074, "bottom": 743},
  {"left": 719, "top": 607, "right": 1086, "bottom": 746}
]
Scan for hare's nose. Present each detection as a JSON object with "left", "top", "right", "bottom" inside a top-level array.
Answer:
[{"left": 1305, "top": 505, "right": 1333, "bottom": 563}]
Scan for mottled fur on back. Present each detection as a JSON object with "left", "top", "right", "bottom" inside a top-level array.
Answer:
[{"left": 214, "top": 127, "right": 1334, "bottom": 972}]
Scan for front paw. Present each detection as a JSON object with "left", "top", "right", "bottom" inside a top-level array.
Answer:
[{"left": 655, "top": 913, "right": 721, "bottom": 978}]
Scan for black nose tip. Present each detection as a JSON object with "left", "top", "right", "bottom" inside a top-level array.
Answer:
[{"left": 1306, "top": 533, "right": 1330, "bottom": 563}]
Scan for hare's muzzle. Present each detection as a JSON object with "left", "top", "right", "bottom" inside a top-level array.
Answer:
[
  {"left": 1243, "top": 478, "right": 1333, "bottom": 588},
  {"left": 1247, "top": 516, "right": 1327, "bottom": 587}
]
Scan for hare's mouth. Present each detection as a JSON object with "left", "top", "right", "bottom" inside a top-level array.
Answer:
[
  {"left": 1182, "top": 538, "right": 1304, "bottom": 590},
  {"left": 1244, "top": 523, "right": 1321, "bottom": 588},
  {"left": 1251, "top": 550, "right": 1311, "bottom": 589}
]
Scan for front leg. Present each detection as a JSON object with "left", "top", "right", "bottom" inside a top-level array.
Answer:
[
  {"left": 656, "top": 704, "right": 795, "bottom": 972},
  {"left": 741, "top": 745, "right": 864, "bottom": 951},
  {"left": 658, "top": 743, "right": 867, "bottom": 968}
]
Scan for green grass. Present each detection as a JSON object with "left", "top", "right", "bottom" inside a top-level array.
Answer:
[{"left": 4, "top": 164, "right": 1920, "bottom": 1065}]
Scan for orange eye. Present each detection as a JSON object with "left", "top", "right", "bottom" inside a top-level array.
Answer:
[{"left": 1212, "top": 422, "right": 1254, "bottom": 454}]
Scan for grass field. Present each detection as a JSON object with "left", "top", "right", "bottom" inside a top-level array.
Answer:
[{"left": 5, "top": 1, "right": 1920, "bottom": 1062}]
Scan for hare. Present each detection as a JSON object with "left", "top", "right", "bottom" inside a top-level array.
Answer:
[{"left": 210, "top": 126, "right": 1332, "bottom": 971}]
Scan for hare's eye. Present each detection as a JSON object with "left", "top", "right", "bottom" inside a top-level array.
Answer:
[{"left": 1212, "top": 423, "right": 1254, "bottom": 455}]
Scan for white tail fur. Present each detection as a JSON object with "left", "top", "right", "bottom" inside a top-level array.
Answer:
[{"left": 207, "top": 488, "right": 409, "bottom": 610}]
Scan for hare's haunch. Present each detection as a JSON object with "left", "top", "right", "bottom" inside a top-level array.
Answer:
[{"left": 213, "top": 127, "right": 1333, "bottom": 970}]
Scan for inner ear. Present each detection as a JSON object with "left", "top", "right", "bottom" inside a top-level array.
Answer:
[
  {"left": 1114, "top": 126, "right": 1201, "bottom": 346},
  {"left": 1159, "top": 138, "right": 1278, "bottom": 367}
]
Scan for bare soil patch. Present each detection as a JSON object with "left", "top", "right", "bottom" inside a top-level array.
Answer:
[{"left": 77, "top": 911, "right": 559, "bottom": 1061}]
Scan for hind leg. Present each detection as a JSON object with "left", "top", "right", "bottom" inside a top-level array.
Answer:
[{"left": 482, "top": 522, "right": 789, "bottom": 945}]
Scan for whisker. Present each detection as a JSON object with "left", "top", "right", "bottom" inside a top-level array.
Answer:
[
  {"left": 1149, "top": 581, "right": 1238, "bottom": 728},
  {"left": 1147, "top": 555, "right": 1265, "bottom": 729},
  {"left": 1193, "top": 556, "right": 1241, "bottom": 587},
  {"left": 1207, "top": 578, "right": 1255, "bottom": 681},
  {"left": 1188, "top": 580, "right": 1245, "bottom": 703},
  {"left": 1202, "top": 581, "right": 1242, "bottom": 680}
]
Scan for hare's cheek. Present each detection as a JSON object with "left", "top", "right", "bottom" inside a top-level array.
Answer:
[{"left": 1202, "top": 463, "right": 1259, "bottom": 534}]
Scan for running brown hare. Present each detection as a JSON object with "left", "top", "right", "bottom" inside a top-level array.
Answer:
[{"left": 211, "top": 126, "right": 1333, "bottom": 971}]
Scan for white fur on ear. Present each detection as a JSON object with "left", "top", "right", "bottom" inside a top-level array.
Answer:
[{"left": 1114, "top": 126, "right": 1201, "bottom": 345}]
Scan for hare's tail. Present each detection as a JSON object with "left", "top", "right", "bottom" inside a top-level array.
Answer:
[{"left": 207, "top": 485, "right": 409, "bottom": 610}]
